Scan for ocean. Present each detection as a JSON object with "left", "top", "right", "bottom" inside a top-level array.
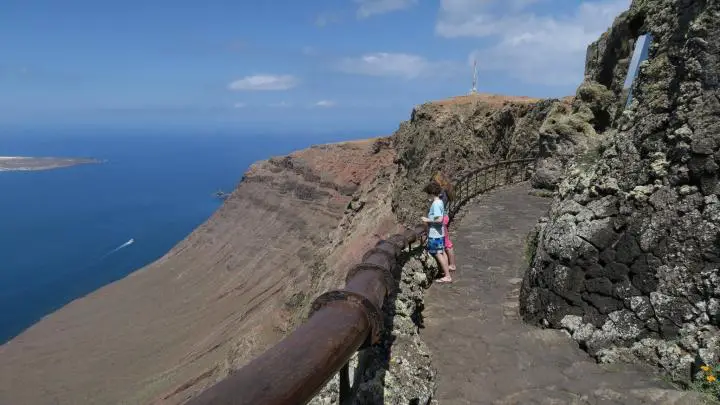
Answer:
[{"left": 0, "top": 129, "right": 365, "bottom": 344}]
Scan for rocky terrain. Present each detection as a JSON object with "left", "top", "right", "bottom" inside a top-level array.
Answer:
[
  {"left": 392, "top": 93, "right": 563, "bottom": 225},
  {"left": 521, "top": 0, "right": 720, "bottom": 388}
]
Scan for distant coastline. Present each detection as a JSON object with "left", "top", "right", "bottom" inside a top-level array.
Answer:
[{"left": 0, "top": 156, "right": 102, "bottom": 172}]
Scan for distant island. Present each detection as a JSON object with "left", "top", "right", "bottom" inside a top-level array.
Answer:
[{"left": 0, "top": 156, "right": 102, "bottom": 172}]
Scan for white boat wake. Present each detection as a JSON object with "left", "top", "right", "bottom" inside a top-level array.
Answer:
[{"left": 101, "top": 238, "right": 135, "bottom": 258}]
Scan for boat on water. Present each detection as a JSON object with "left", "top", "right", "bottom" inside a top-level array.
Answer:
[{"left": 213, "top": 190, "right": 230, "bottom": 199}]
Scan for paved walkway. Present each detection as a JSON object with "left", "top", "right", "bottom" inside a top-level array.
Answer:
[{"left": 422, "top": 183, "right": 705, "bottom": 405}]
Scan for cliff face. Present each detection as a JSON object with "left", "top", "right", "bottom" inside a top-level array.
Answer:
[
  {"left": 0, "top": 138, "right": 400, "bottom": 405},
  {"left": 521, "top": 0, "right": 720, "bottom": 385},
  {"left": 391, "top": 94, "right": 559, "bottom": 225}
]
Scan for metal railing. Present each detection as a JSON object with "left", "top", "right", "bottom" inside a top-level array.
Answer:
[
  {"left": 187, "top": 158, "right": 535, "bottom": 405},
  {"left": 447, "top": 158, "right": 535, "bottom": 220}
]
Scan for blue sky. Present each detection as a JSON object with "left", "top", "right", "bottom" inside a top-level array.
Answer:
[{"left": 0, "top": 0, "right": 630, "bottom": 132}]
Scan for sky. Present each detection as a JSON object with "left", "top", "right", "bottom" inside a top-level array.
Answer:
[{"left": 0, "top": 0, "right": 631, "bottom": 133}]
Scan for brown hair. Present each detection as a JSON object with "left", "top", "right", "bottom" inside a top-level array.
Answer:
[
  {"left": 424, "top": 181, "right": 443, "bottom": 196},
  {"left": 432, "top": 171, "right": 455, "bottom": 201}
]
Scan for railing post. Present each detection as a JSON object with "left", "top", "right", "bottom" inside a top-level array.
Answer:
[
  {"left": 525, "top": 161, "right": 531, "bottom": 181},
  {"left": 463, "top": 178, "right": 468, "bottom": 202},
  {"left": 339, "top": 362, "right": 351, "bottom": 405}
]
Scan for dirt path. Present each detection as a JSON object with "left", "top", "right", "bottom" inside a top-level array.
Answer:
[{"left": 422, "top": 183, "right": 705, "bottom": 405}]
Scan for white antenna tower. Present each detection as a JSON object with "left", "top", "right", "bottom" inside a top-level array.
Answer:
[{"left": 470, "top": 59, "right": 478, "bottom": 95}]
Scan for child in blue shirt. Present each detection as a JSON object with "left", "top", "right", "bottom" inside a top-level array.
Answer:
[{"left": 422, "top": 182, "right": 452, "bottom": 283}]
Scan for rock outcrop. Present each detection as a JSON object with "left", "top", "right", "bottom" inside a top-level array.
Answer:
[
  {"left": 521, "top": 0, "right": 720, "bottom": 386},
  {"left": 532, "top": 82, "right": 615, "bottom": 190},
  {"left": 531, "top": 3, "right": 662, "bottom": 191},
  {"left": 391, "top": 94, "right": 559, "bottom": 225}
]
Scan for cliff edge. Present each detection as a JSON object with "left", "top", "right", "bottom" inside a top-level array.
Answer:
[{"left": 0, "top": 138, "right": 400, "bottom": 405}]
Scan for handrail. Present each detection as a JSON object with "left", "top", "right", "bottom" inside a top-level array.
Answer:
[
  {"left": 186, "top": 158, "right": 535, "bottom": 405},
  {"left": 447, "top": 158, "right": 535, "bottom": 219}
]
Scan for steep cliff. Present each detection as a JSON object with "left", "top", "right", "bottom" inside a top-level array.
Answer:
[
  {"left": 521, "top": 0, "right": 720, "bottom": 386},
  {"left": 0, "top": 138, "right": 400, "bottom": 405}
]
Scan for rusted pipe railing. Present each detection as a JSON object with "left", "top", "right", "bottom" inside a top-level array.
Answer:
[
  {"left": 187, "top": 159, "right": 535, "bottom": 405},
  {"left": 447, "top": 158, "right": 534, "bottom": 219},
  {"left": 187, "top": 224, "right": 426, "bottom": 405}
]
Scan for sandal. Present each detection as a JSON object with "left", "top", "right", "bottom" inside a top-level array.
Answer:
[{"left": 436, "top": 277, "right": 453, "bottom": 284}]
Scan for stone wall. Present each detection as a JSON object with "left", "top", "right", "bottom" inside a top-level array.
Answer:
[
  {"left": 309, "top": 249, "right": 438, "bottom": 404},
  {"left": 521, "top": 0, "right": 720, "bottom": 385}
]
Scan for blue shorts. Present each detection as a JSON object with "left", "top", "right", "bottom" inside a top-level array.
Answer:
[{"left": 427, "top": 237, "right": 445, "bottom": 254}]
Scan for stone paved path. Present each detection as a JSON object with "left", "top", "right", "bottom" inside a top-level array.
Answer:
[{"left": 422, "top": 183, "right": 707, "bottom": 405}]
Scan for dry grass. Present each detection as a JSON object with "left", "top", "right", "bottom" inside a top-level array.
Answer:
[{"left": 430, "top": 93, "right": 545, "bottom": 108}]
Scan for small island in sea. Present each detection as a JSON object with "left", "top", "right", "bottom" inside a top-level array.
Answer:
[{"left": 0, "top": 156, "right": 102, "bottom": 172}]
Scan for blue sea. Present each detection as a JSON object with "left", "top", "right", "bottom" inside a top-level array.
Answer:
[{"left": 0, "top": 128, "right": 366, "bottom": 344}]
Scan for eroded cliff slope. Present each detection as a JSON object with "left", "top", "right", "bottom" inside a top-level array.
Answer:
[{"left": 0, "top": 138, "right": 400, "bottom": 405}]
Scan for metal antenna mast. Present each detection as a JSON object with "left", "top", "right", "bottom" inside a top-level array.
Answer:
[{"left": 470, "top": 59, "right": 478, "bottom": 94}]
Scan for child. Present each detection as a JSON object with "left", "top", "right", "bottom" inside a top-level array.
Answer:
[
  {"left": 434, "top": 172, "right": 457, "bottom": 272},
  {"left": 422, "top": 182, "right": 452, "bottom": 283}
]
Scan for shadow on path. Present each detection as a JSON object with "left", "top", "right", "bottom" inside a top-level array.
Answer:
[{"left": 422, "top": 183, "right": 705, "bottom": 405}]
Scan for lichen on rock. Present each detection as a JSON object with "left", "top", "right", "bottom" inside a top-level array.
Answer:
[
  {"left": 521, "top": 0, "right": 720, "bottom": 388},
  {"left": 531, "top": 81, "right": 617, "bottom": 190}
]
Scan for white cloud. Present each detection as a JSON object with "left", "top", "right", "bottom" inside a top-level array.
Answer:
[
  {"left": 302, "top": 46, "right": 318, "bottom": 56},
  {"left": 268, "top": 101, "right": 292, "bottom": 108},
  {"left": 337, "top": 52, "right": 457, "bottom": 79},
  {"left": 228, "top": 74, "right": 299, "bottom": 91},
  {"left": 316, "top": 12, "right": 342, "bottom": 27},
  {"left": 436, "top": 0, "right": 631, "bottom": 86},
  {"left": 314, "top": 100, "right": 336, "bottom": 107},
  {"left": 233, "top": 102, "right": 246, "bottom": 108},
  {"left": 355, "top": 0, "right": 417, "bottom": 18}
]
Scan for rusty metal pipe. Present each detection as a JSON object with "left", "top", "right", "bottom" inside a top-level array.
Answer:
[
  {"left": 187, "top": 233, "right": 411, "bottom": 405},
  {"left": 186, "top": 304, "right": 370, "bottom": 405},
  {"left": 344, "top": 268, "right": 386, "bottom": 307}
]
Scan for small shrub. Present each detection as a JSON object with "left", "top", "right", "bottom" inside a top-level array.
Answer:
[
  {"left": 523, "top": 226, "right": 540, "bottom": 266},
  {"left": 692, "top": 364, "right": 720, "bottom": 401},
  {"left": 284, "top": 291, "right": 307, "bottom": 309}
]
